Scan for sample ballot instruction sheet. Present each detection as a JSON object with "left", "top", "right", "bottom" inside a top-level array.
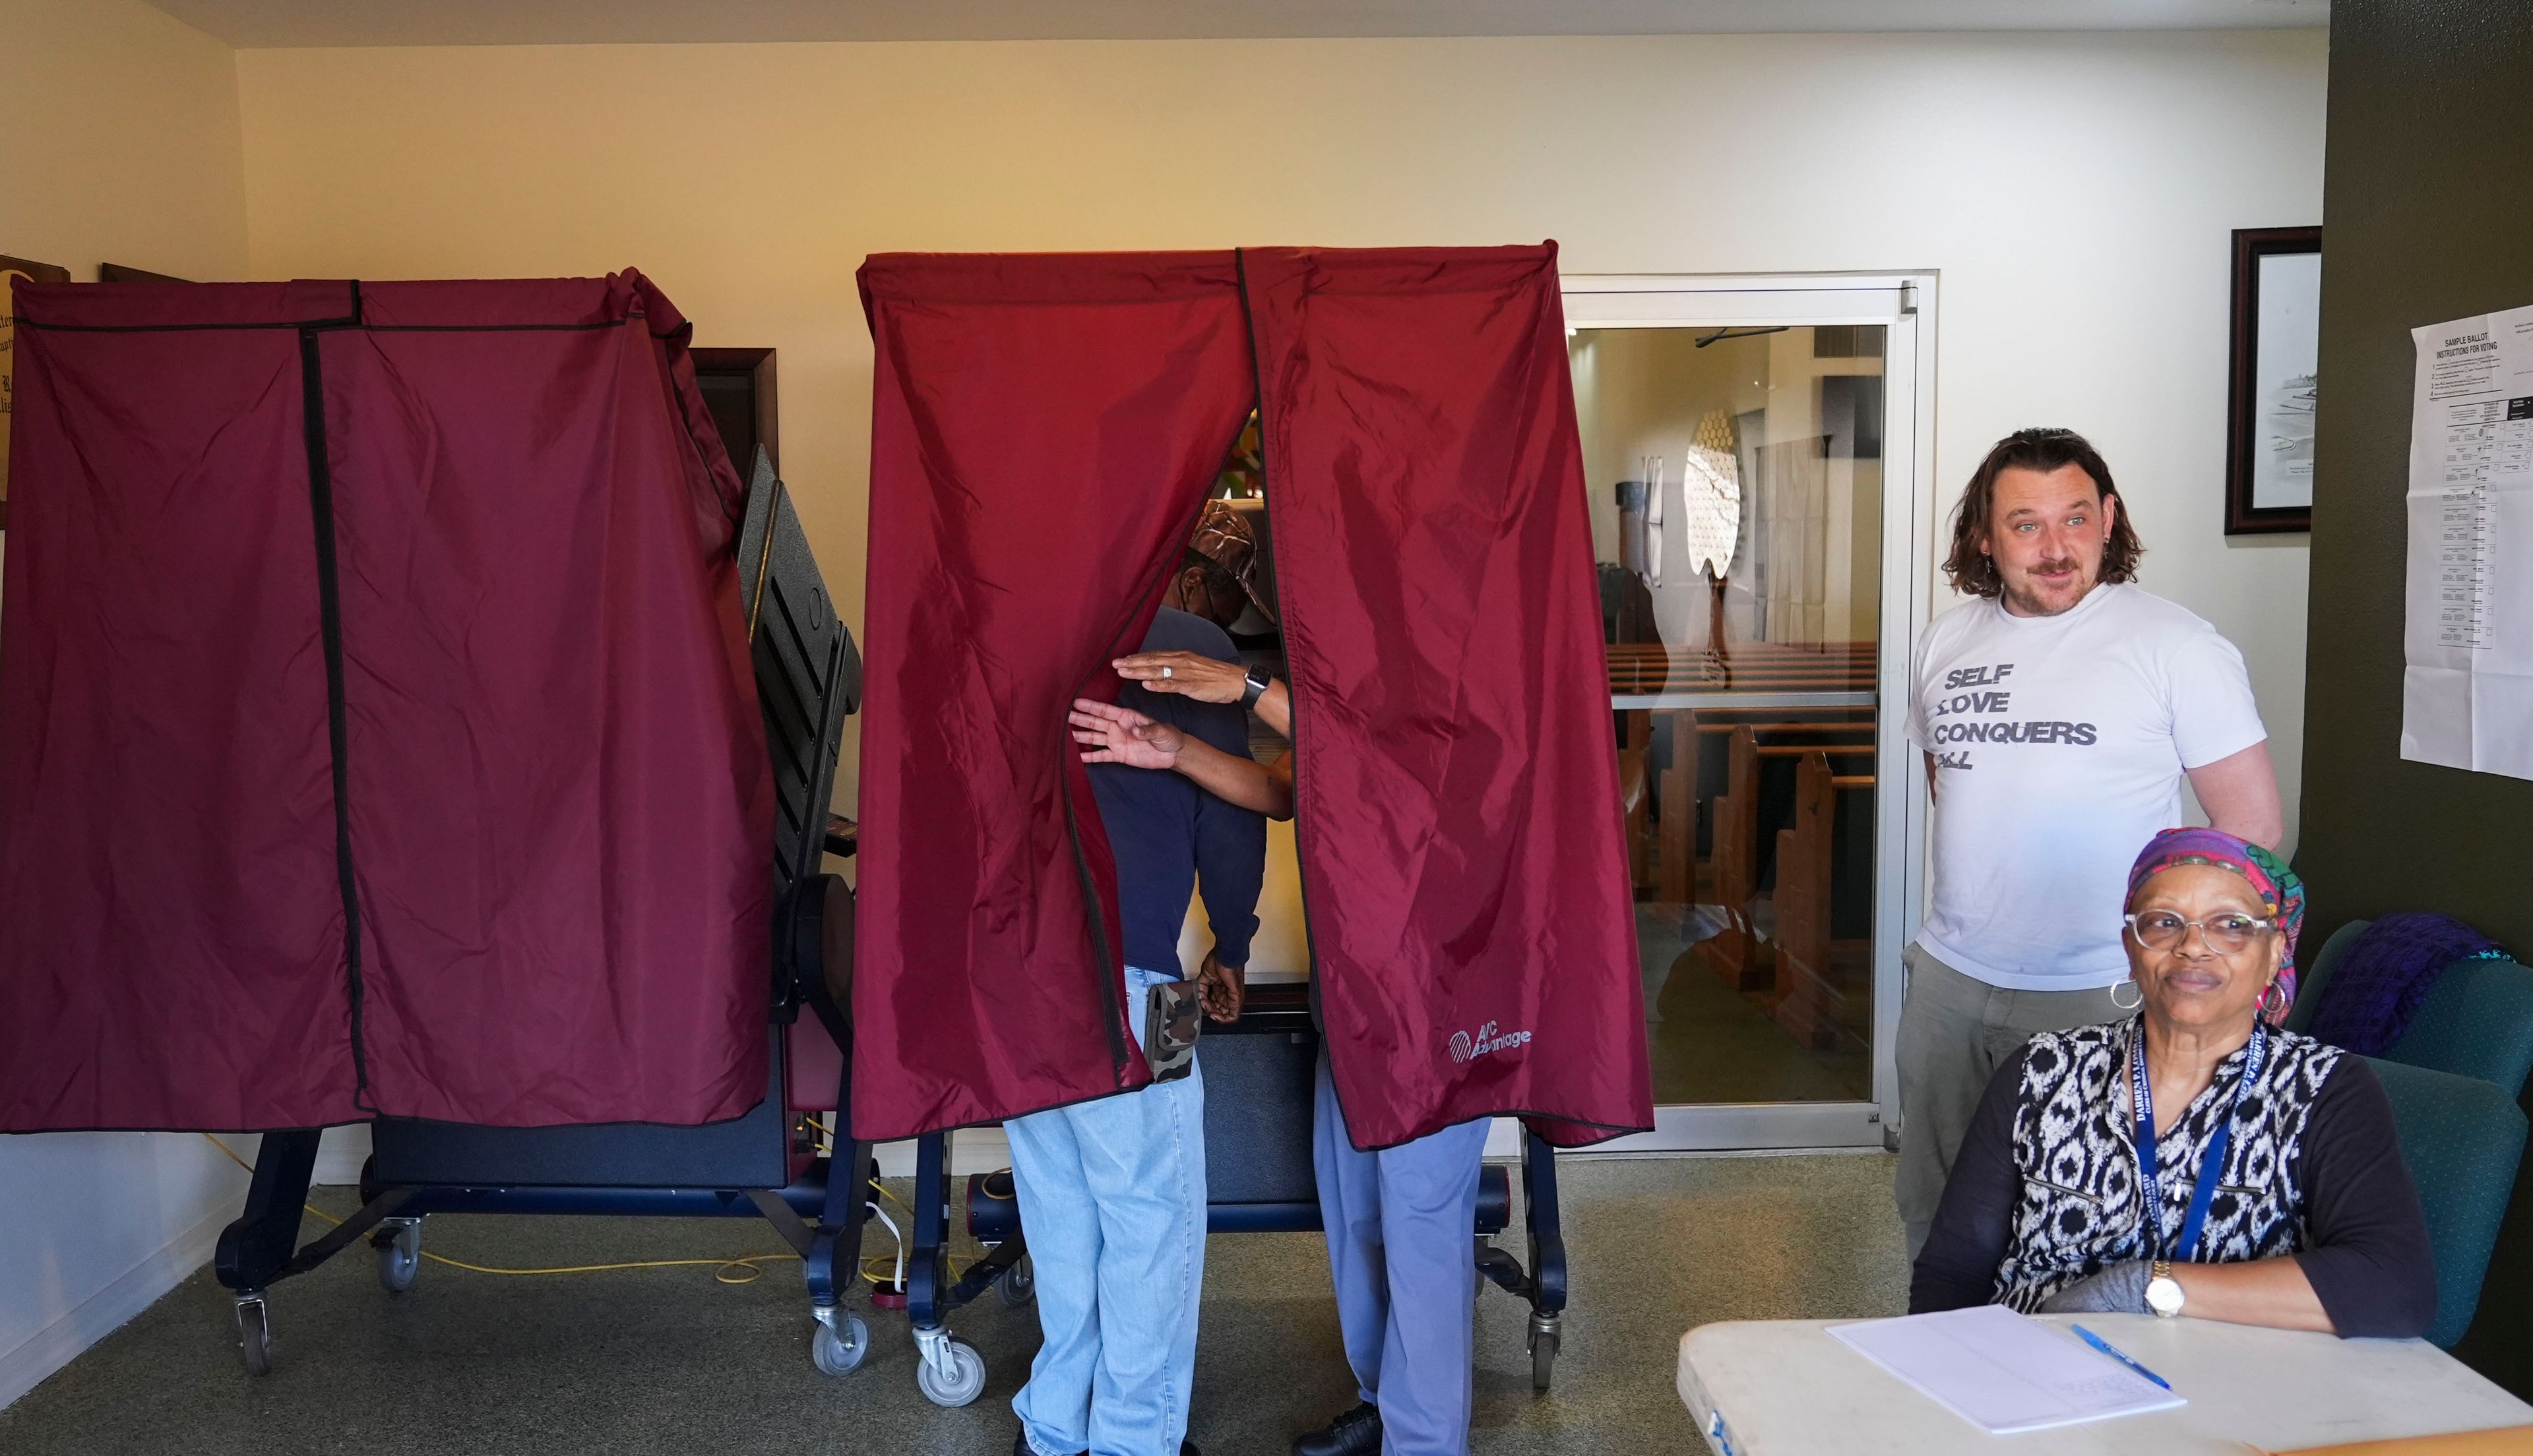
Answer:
[{"left": 2404, "top": 301, "right": 2533, "bottom": 780}]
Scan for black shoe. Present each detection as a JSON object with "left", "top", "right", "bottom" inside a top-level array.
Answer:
[{"left": 1292, "top": 1403, "right": 1381, "bottom": 1456}]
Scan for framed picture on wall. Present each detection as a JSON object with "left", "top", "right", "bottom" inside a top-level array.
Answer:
[
  {"left": 2, "top": 254, "right": 75, "bottom": 532},
  {"left": 2226, "top": 226, "right": 2321, "bottom": 534}
]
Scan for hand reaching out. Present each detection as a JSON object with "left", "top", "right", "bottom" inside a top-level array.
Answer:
[
  {"left": 1113, "top": 650, "right": 1247, "bottom": 704},
  {"left": 1071, "top": 698, "right": 1185, "bottom": 770}
]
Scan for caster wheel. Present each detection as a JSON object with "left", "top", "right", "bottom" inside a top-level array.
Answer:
[
  {"left": 374, "top": 1222, "right": 421, "bottom": 1294},
  {"left": 1530, "top": 1337, "right": 1556, "bottom": 1393},
  {"left": 915, "top": 1337, "right": 987, "bottom": 1407},
  {"left": 236, "top": 1300, "right": 274, "bottom": 1378},
  {"left": 811, "top": 1313, "right": 869, "bottom": 1376},
  {"left": 997, "top": 1254, "right": 1035, "bottom": 1308}
]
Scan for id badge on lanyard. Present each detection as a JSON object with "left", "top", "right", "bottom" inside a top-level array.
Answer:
[{"left": 2131, "top": 1021, "right": 2267, "bottom": 1264}]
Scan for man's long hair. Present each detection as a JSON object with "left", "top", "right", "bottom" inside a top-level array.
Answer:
[{"left": 1943, "top": 427, "right": 2144, "bottom": 599}]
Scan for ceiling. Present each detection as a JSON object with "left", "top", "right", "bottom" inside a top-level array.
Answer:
[{"left": 146, "top": 0, "right": 2328, "bottom": 48}]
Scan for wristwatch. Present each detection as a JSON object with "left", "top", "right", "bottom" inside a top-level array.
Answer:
[
  {"left": 1240, "top": 666, "right": 1272, "bottom": 709},
  {"left": 2146, "top": 1259, "right": 2185, "bottom": 1318}
]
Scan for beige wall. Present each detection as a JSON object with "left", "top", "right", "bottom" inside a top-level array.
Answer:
[
  {"left": 0, "top": 0, "right": 253, "bottom": 1410},
  {"left": 232, "top": 30, "right": 2327, "bottom": 846},
  {"left": 0, "top": 0, "right": 245, "bottom": 280}
]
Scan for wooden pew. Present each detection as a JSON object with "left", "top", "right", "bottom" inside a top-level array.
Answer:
[{"left": 1755, "top": 745, "right": 1875, "bottom": 759}]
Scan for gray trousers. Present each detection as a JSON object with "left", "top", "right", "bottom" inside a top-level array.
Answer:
[
  {"left": 1893, "top": 942, "right": 2127, "bottom": 1261},
  {"left": 1313, "top": 1053, "right": 1492, "bottom": 1456}
]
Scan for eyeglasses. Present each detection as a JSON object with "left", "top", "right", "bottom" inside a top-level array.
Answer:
[{"left": 2123, "top": 910, "right": 2276, "bottom": 955}]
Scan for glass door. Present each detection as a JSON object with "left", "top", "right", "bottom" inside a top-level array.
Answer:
[{"left": 1563, "top": 274, "right": 1935, "bottom": 1151}]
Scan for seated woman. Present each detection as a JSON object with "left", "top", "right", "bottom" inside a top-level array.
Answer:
[{"left": 1910, "top": 828, "right": 2437, "bottom": 1337}]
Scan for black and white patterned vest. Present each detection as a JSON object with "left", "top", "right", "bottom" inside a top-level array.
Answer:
[{"left": 1995, "top": 1017, "right": 2344, "bottom": 1311}]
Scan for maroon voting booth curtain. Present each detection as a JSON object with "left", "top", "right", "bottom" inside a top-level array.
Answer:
[
  {"left": 0, "top": 272, "right": 771, "bottom": 1131},
  {"left": 855, "top": 244, "right": 1651, "bottom": 1148},
  {"left": 854, "top": 253, "right": 1260, "bottom": 1137}
]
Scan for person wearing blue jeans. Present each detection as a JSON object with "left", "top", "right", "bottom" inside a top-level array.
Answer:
[
  {"left": 1018, "top": 511, "right": 1278, "bottom": 1456},
  {"left": 1007, "top": 966, "right": 1213, "bottom": 1456}
]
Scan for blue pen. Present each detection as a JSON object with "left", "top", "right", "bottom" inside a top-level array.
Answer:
[{"left": 2073, "top": 1323, "right": 2172, "bottom": 1391}]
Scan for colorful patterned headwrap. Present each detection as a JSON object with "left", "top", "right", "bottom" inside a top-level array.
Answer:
[{"left": 2125, "top": 827, "right": 2306, "bottom": 1023}]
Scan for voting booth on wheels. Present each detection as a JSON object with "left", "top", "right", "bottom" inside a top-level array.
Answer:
[
  {"left": 851, "top": 244, "right": 1653, "bottom": 1399},
  {"left": 0, "top": 272, "right": 874, "bottom": 1378}
]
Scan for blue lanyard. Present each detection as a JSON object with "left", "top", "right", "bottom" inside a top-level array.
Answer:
[{"left": 2129, "top": 1020, "right": 2267, "bottom": 1264}]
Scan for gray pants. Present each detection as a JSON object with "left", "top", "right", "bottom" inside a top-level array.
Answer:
[
  {"left": 1894, "top": 942, "right": 2127, "bottom": 1261},
  {"left": 1313, "top": 1053, "right": 1492, "bottom": 1456}
]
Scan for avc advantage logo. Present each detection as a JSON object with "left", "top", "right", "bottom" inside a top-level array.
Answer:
[{"left": 1447, "top": 1020, "right": 1531, "bottom": 1064}]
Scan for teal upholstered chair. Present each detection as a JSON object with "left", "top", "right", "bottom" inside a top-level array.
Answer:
[
  {"left": 2367, "top": 1057, "right": 2528, "bottom": 1347},
  {"left": 2290, "top": 918, "right": 2533, "bottom": 1097},
  {"left": 2385, "top": 955, "right": 2533, "bottom": 1097}
]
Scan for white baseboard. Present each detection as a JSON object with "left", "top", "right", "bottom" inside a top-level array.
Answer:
[{"left": 0, "top": 1199, "right": 233, "bottom": 1413}]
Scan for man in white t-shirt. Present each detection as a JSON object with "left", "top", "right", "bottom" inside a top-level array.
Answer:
[{"left": 1896, "top": 427, "right": 2283, "bottom": 1258}]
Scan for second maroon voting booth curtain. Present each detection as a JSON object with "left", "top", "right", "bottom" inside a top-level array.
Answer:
[
  {"left": 0, "top": 273, "right": 772, "bottom": 1131},
  {"left": 855, "top": 244, "right": 1652, "bottom": 1148},
  {"left": 1242, "top": 248, "right": 1652, "bottom": 1147}
]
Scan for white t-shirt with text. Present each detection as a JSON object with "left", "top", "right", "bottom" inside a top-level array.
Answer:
[{"left": 1904, "top": 583, "right": 2268, "bottom": 990}]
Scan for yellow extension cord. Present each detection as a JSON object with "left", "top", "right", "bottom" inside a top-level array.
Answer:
[{"left": 201, "top": 1133, "right": 956, "bottom": 1290}]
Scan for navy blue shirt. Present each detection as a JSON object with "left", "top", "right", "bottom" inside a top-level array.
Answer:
[{"left": 1088, "top": 609, "right": 1266, "bottom": 974}]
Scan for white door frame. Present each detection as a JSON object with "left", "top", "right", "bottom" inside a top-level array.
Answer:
[{"left": 1554, "top": 271, "right": 1941, "bottom": 1153}]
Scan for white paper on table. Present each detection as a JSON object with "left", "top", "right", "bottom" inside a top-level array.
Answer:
[
  {"left": 2402, "top": 302, "right": 2533, "bottom": 780},
  {"left": 1827, "top": 1305, "right": 2184, "bottom": 1436}
]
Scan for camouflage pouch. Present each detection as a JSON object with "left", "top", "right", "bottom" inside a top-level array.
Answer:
[{"left": 1143, "top": 978, "right": 1203, "bottom": 1083}]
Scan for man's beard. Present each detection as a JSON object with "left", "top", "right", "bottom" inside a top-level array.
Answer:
[{"left": 2001, "top": 556, "right": 2096, "bottom": 617}]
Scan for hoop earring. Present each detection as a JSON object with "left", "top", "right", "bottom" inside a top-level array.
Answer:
[
  {"left": 2259, "top": 980, "right": 2290, "bottom": 1019},
  {"left": 2110, "top": 979, "right": 2142, "bottom": 1012}
]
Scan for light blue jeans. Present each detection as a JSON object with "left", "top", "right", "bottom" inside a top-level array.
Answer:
[{"left": 1007, "top": 965, "right": 1208, "bottom": 1456}]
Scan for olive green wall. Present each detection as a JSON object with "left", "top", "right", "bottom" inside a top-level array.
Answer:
[
  {"left": 2301, "top": 0, "right": 2533, "bottom": 1388},
  {"left": 2302, "top": 1, "right": 2533, "bottom": 942}
]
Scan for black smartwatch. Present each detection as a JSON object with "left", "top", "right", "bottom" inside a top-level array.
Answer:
[{"left": 1240, "top": 667, "right": 1272, "bottom": 709}]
